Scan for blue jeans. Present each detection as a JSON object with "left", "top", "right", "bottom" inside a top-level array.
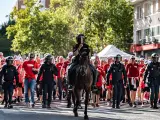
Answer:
[{"left": 24, "top": 79, "right": 36, "bottom": 104}]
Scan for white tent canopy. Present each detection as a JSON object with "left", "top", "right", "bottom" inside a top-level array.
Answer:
[{"left": 92, "top": 45, "right": 134, "bottom": 60}]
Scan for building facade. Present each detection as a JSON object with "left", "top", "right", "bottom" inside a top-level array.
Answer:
[
  {"left": 15, "top": 0, "right": 50, "bottom": 10},
  {"left": 130, "top": 0, "right": 160, "bottom": 58}
]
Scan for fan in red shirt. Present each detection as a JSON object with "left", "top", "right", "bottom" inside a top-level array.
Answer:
[
  {"left": 139, "top": 63, "right": 150, "bottom": 107},
  {"left": 63, "top": 52, "right": 73, "bottom": 72},
  {"left": 138, "top": 58, "right": 145, "bottom": 71},
  {"left": 137, "top": 58, "right": 145, "bottom": 103},
  {"left": 123, "top": 58, "right": 128, "bottom": 68},
  {"left": 22, "top": 53, "right": 38, "bottom": 107},
  {"left": 126, "top": 56, "right": 139, "bottom": 107},
  {"left": 104, "top": 58, "right": 113, "bottom": 105},
  {"left": 56, "top": 56, "right": 65, "bottom": 100},
  {"left": 13, "top": 58, "right": 24, "bottom": 103},
  {"left": 92, "top": 60, "right": 104, "bottom": 107}
]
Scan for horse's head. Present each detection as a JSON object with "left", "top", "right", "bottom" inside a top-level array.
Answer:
[
  {"left": 78, "top": 51, "right": 89, "bottom": 76},
  {"left": 79, "top": 51, "right": 89, "bottom": 65}
]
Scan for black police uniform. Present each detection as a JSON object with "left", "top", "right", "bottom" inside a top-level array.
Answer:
[
  {"left": 0, "top": 64, "right": 19, "bottom": 107},
  {"left": 106, "top": 62, "right": 127, "bottom": 108},
  {"left": 144, "top": 61, "right": 160, "bottom": 108},
  {"left": 68, "top": 43, "right": 97, "bottom": 86},
  {"left": 37, "top": 63, "right": 58, "bottom": 107}
]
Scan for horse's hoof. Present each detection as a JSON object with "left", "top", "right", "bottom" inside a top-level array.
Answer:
[
  {"left": 73, "top": 109, "right": 78, "bottom": 117},
  {"left": 75, "top": 112, "right": 78, "bottom": 117},
  {"left": 84, "top": 115, "right": 89, "bottom": 120}
]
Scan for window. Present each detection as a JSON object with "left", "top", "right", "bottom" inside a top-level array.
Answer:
[
  {"left": 158, "top": 0, "right": 160, "bottom": 11},
  {"left": 153, "top": 0, "right": 156, "bottom": 13},
  {"left": 152, "top": 27, "right": 156, "bottom": 36},
  {"left": 137, "top": 30, "right": 142, "bottom": 41},
  {"left": 144, "top": 28, "right": 151, "bottom": 37},
  {"left": 137, "top": 6, "right": 142, "bottom": 19},
  {"left": 157, "top": 26, "right": 160, "bottom": 35},
  {"left": 144, "top": 3, "right": 151, "bottom": 16}
]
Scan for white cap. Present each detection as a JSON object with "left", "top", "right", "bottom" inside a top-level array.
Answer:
[{"left": 68, "top": 52, "right": 73, "bottom": 57}]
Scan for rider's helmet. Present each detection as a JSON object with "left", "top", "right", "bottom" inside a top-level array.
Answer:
[
  {"left": 6, "top": 56, "right": 14, "bottom": 65},
  {"left": 114, "top": 54, "right": 122, "bottom": 62},
  {"left": 76, "top": 34, "right": 85, "bottom": 44},
  {"left": 151, "top": 53, "right": 159, "bottom": 63}
]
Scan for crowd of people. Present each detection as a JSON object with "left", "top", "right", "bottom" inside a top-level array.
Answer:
[{"left": 0, "top": 34, "right": 159, "bottom": 111}]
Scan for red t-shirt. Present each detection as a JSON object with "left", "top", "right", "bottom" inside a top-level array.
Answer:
[
  {"left": 63, "top": 60, "right": 70, "bottom": 71},
  {"left": 139, "top": 67, "right": 145, "bottom": 89},
  {"left": 104, "top": 63, "right": 112, "bottom": 80},
  {"left": 96, "top": 67, "right": 103, "bottom": 88},
  {"left": 22, "top": 60, "right": 38, "bottom": 79},
  {"left": 138, "top": 64, "right": 144, "bottom": 72},
  {"left": 126, "top": 63, "right": 139, "bottom": 78},
  {"left": 56, "top": 62, "right": 64, "bottom": 79}
]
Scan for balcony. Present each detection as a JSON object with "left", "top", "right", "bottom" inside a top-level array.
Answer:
[
  {"left": 130, "top": 0, "right": 145, "bottom": 5},
  {"left": 130, "top": 37, "right": 159, "bottom": 52}
]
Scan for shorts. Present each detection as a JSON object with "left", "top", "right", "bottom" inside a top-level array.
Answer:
[
  {"left": 18, "top": 83, "right": 23, "bottom": 88},
  {"left": 129, "top": 78, "right": 139, "bottom": 91},
  {"left": 141, "top": 87, "right": 150, "bottom": 93},
  {"left": 13, "top": 85, "right": 16, "bottom": 89},
  {"left": 92, "top": 87, "right": 102, "bottom": 95}
]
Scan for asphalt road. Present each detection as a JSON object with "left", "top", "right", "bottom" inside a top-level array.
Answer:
[{"left": 0, "top": 100, "right": 160, "bottom": 120}]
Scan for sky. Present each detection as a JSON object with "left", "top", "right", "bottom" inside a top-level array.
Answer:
[{"left": 0, "top": 0, "right": 17, "bottom": 25}]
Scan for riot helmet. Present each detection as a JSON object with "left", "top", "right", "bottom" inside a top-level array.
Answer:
[
  {"left": 6, "top": 56, "right": 14, "bottom": 65},
  {"left": 114, "top": 54, "right": 122, "bottom": 63},
  {"left": 45, "top": 54, "right": 53, "bottom": 64},
  {"left": 151, "top": 53, "right": 159, "bottom": 63}
]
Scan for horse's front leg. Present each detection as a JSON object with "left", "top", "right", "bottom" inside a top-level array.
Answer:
[
  {"left": 84, "top": 90, "right": 89, "bottom": 120},
  {"left": 73, "top": 88, "right": 80, "bottom": 117}
]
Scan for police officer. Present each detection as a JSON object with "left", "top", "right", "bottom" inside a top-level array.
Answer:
[
  {"left": 0, "top": 56, "right": 19, "bottom": 108},
  {"left": 37, "top": 54, "right": 58, "bottom": 108},
  {"left": 68, "top": 34, "right": 97, "bottom": 87},
  {"left": 106, "top": 54, "right": 127, "bottom": 109},
  {"left": 144, "top": 53, "right": 160, "bottom": 109}
]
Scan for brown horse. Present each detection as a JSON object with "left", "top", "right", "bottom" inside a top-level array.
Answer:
[{"left": 73, "top": 53, "right": 93, "bottom": 120}]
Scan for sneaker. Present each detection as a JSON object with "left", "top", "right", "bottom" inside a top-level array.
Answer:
[
  {"left": 42, "top": 104, "right": 46, "bottom": 108},
  {"left": 96, "top": 104, "right": 99, "bottom": 107},
  {"left": 133, "top": 104, "right": 136, "bottom": 108},
  {"left": 112, "top": 104, "right": 115, "bottom": 108},
  {"left": 4, "top": 104, "right": 8, "bottom": 108},
  {"left": 47, "top": 105, "right": 51, "bottom": 109},
  {"left": 141, "top": 104, "right": 144, "bottom": 107},
  {"left": 8, "top": 104, "right": 13, "bottom": 109},
  {"left": 26, "top": 103, "right": 30, "bottom": 108},
  {"left": 153, "top": 105, "right": 159, "bottom": 109},
  {"left": 129, "top": 103, "right": 133, "bottom": 107},
  {"left": 116, "top": 105, "right": 120, "bottom": 109},
  {"left": 31, "top": 104, "right": 35, "bottom": 108}
]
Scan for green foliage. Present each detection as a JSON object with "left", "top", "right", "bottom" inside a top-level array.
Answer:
[{"left": 6, "top": 0, "right": 133, "bottom": 56}]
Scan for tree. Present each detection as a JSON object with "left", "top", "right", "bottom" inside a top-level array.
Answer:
[
  {"left": 7, "top": 0, "right": 133, "bottom": 56},
  {"left": 7, "top": 0, "right": 74, "bottom": 56},
  {"left": 77, "top": 0, "right": 133, "bottom": 52}
]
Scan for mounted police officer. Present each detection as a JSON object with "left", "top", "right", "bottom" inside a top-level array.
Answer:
[
  {"left": 68, "top": 34, "right": 97, "bottom": 87},
  {"left": 37, "top": 54, "right": 58, "bottom": 108},
  {"left": 106, "top": 54, "right": 127, "bottom": 109},
  {"left": 0, "top": 56, "right": 19, "bottom": 108},
  {"left": 144, "top": 53, "right": 160, "bottom": 109}
]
